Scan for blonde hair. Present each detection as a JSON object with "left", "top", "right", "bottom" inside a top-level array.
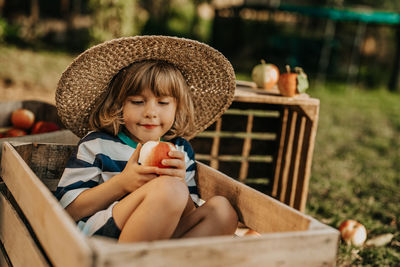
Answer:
[{"left": 89, "top": 60, "right": 195, "bottom": 140}]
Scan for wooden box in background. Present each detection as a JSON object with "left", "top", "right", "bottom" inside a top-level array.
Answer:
[{"left": 191, "top": 84, "right": 320, "bottom": 212}]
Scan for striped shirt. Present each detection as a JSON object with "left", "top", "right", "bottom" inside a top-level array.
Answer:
[{"left": 55, "top": 131, "right": 201, "bottom": 235}]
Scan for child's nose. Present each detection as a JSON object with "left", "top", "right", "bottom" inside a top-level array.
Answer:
[{"left": 144, "top": 102, "right": 157, "bottom": 118}]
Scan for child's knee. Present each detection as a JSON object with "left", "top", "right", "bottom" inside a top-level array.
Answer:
[
  {"left": 206, "top": 196, "right": 238, "bottom": 232},
  {"left": 146, "top": 177, "right": 189, "bottom": 210}
]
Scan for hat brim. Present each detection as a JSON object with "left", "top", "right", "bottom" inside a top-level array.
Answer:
[{"left": 56, "top": 35, "right": 236, "bottom": 139}]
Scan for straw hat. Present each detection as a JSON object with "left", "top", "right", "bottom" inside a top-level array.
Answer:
[{"left": 56, "top": 35, "right": 236, "bottom": 139}]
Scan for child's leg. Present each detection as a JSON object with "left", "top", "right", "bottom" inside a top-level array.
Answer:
[
  {"left": 112, "top": 177, "right": 189, "bottom": 243},
  {"left": 172, "top": 196, "right": 238, "bottom": 238}
]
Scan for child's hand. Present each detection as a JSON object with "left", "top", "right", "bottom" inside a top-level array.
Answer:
[
  {"left": 156, "top": 150, "right": 186, "bottom": 182},
  {"left": 118, "top": 143, "right": 160, "bottom": 193}
]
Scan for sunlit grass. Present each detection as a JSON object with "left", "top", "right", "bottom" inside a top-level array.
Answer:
[{"left": 307, "top": 85, "right": 400, "bottom": 266}]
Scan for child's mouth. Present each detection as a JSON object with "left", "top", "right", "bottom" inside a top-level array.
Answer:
[{"left": 141, "top": 124, "right": 158, "bottom": 129}]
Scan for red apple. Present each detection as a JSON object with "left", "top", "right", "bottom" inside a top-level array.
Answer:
[
  {"left": 11, "top": 108, "right": 35, "bottom": 130},
  {"left": 139, "top": 141, "right": 177, "bottom": 168},
  {"left": 31, "top": 121, "right": 60, "bottom": 134},
  {"left": 339, "top": 219, "right": 367, "bottom": 246},
  {"left": 4, "top": 128, "right": 28, "bottom": 137}
]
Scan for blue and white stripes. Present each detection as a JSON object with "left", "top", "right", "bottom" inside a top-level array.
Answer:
[{"left": 55, "top": 131, "right": 201, "bottom": 210}]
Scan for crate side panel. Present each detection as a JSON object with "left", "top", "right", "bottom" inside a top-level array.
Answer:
[
  {"left": 1, "top": 143, "right": 92, "bottom": 267},
  {"left": 191, "top": 101, "right": 282, "bottom": 197},
  {"left": 0, "top": 190, "right": 49, "bottom": 267},
  {"left": 196, "top": 162, "right": 310, "bottom": 233},
  {"left": 0, "top": 243, "right": 12, "bottom": 267},
  {"left": 90, "top": 229, "right": 338, "bottom": 267}
]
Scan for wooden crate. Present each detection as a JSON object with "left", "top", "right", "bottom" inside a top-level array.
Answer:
[
  {"left": 190, "top": 84, "right": 320, "bottom": 212},
  {"left": 0, "top": 142, "right": 338, "bottom": 267},
  {"left": 0, "top": 100, "right": 79, "bottom": 159}
]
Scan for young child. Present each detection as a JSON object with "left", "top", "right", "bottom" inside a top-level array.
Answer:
[{"left": 55, "top": 36, "right": 238, "bottom": 243}]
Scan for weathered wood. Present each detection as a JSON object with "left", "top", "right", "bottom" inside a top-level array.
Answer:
[
  {"left": 0, "top": 142, "right": 93, "bottom": 267},
  {"left": 0, "top": 100, "right": 80, "bottom": 161},
  {"left": 196, "top": 162, "right": 310, "bottom": 233},
  {"left": 297, "top": 117, "right": 318, "bottom": 211},
  {"left": 272, "top": 107, "right": 288, "bottom": 198},
  {"left": 12, "top": 143, "right": 76, "bottom": 192},
  {"left": 239, "top": 114, "right": 253, "bottom": 181},
  {"left": 210, "top": 118, "right": 221, "bottom": 169},
  {"left": 0, "top": 189, "right": 49, "bottom": 267},
  {"left": 234, "top": 85, "right": 319, "bottom": 106},
  {"left": 289, "top": 116, "right": 306, "bottom": 207},
  {"left": 279, "top": 110, "right": 297, "bottom": 203},
  {"left": 89, "top": 227, "right": 339, "bottom": 267},
  {"left": 0, "top": 244, "right": 12, "bottom": 267},
  {"left": 0, "top": 130, "right": 79, "bottom": 160},
  {"left": 0, "top": 142, "right": 338, "bottom": 266}
]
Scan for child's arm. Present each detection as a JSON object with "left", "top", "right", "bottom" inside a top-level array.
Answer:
[{"left": 65, "top": 144, "right": 160, "bottom": 221}]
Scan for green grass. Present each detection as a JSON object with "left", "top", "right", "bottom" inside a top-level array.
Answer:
[
  {"left": 307, "top": 85, "right": 400, "bottom": 266},
  {"left": 0, "top": 46, "right": 399, "bottom": 265}
]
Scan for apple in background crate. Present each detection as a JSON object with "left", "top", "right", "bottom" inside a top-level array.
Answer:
[
  {"left": 31, "top": 121, "right": 60, "bottom": 134},
  {"left": 11, "top": 108, "right": 35, "bottom": 130},
  {"left": 4, "top": 128, "right": 28, "bottom": 137}
]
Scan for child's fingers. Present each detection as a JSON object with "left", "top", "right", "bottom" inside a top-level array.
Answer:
[
  {"left": 168, "top": 150, "right": 185, "bottom": 160},
  {"left": 156, "top": 168, "right": 185, "bottom": 179},
  {"left": 128, "top": 143, "right": 142, "bottom": 163},
  {"left": 160, "top": 158, "right": 185, "bottom": 169},
  {"left": 139, "top": 165, "right": 160, "bottom": 174}
]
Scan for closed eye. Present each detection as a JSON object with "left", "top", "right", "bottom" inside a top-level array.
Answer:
[{"left": 130, "top": 100, "right": 144, "bottom": 104}]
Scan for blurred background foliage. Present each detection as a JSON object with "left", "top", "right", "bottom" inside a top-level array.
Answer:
[{"left": 1, "top": 0, "right": 400, "bottom": 91}]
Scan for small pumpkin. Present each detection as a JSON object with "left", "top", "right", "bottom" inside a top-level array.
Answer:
[
  {"left": 251, "top": 60, "right": 280, "bottom": 91},
  {"left": 278, "top": 65, "right": 309, "bottom": 97}
]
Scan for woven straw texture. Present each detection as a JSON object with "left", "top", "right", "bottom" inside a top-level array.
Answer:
[{"left": 56, "top": 35, "right": 236, "bottom": 139}]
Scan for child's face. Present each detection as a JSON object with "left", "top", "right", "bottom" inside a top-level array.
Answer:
[{"left": 122, "top": 88, "right": 177, "bottom": 143}]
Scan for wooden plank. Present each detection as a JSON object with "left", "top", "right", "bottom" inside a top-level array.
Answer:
[
  {"left": 272, "top": 107, "right": 288, "bottom": 198},
  {"left": 289, "top": 116, "right": 306, "bottom": 207},
  {"left": 210, "top": 118, "right": 221, "bottom": 169},
  {"left": 225, "top": 108, "right": 280, "bottom": 117},
  {"left": 0, "top": 236, "right": 12, "bottom": 267},
  {"left": 279, "top": 110, "right": 297, "bottom": 203},
  {"left": 196, "top": 161, "right": 310, "bottom": 233},
  {"left": 196, "top": 130, "right": 276, "bottom": 140},
  {"left": 196, "top": 154, "right": 273, "bottom": 163},
  {"left": 234, "top": 85, "right": 320, "bottom": 106},
  {"left": 0, "top": 191, "right": 49, "bottom": 267},
  {"left": 0, "top": 130, "right": 79, "bottom": 160},
  {"left": 19, "top": 143, "right": 76, "bottom": 192},
  {"left": 296, "top": 118, "right": 317, "bottom": 211},
  {"left": 239, "top": 114, "right": 253, "bottom": 181},
  {"left": 89, "top": 226, "right": 339, "bottom": 267},
  {"left": 0, "top": 142, "right": 93, "bottom": 267}
]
